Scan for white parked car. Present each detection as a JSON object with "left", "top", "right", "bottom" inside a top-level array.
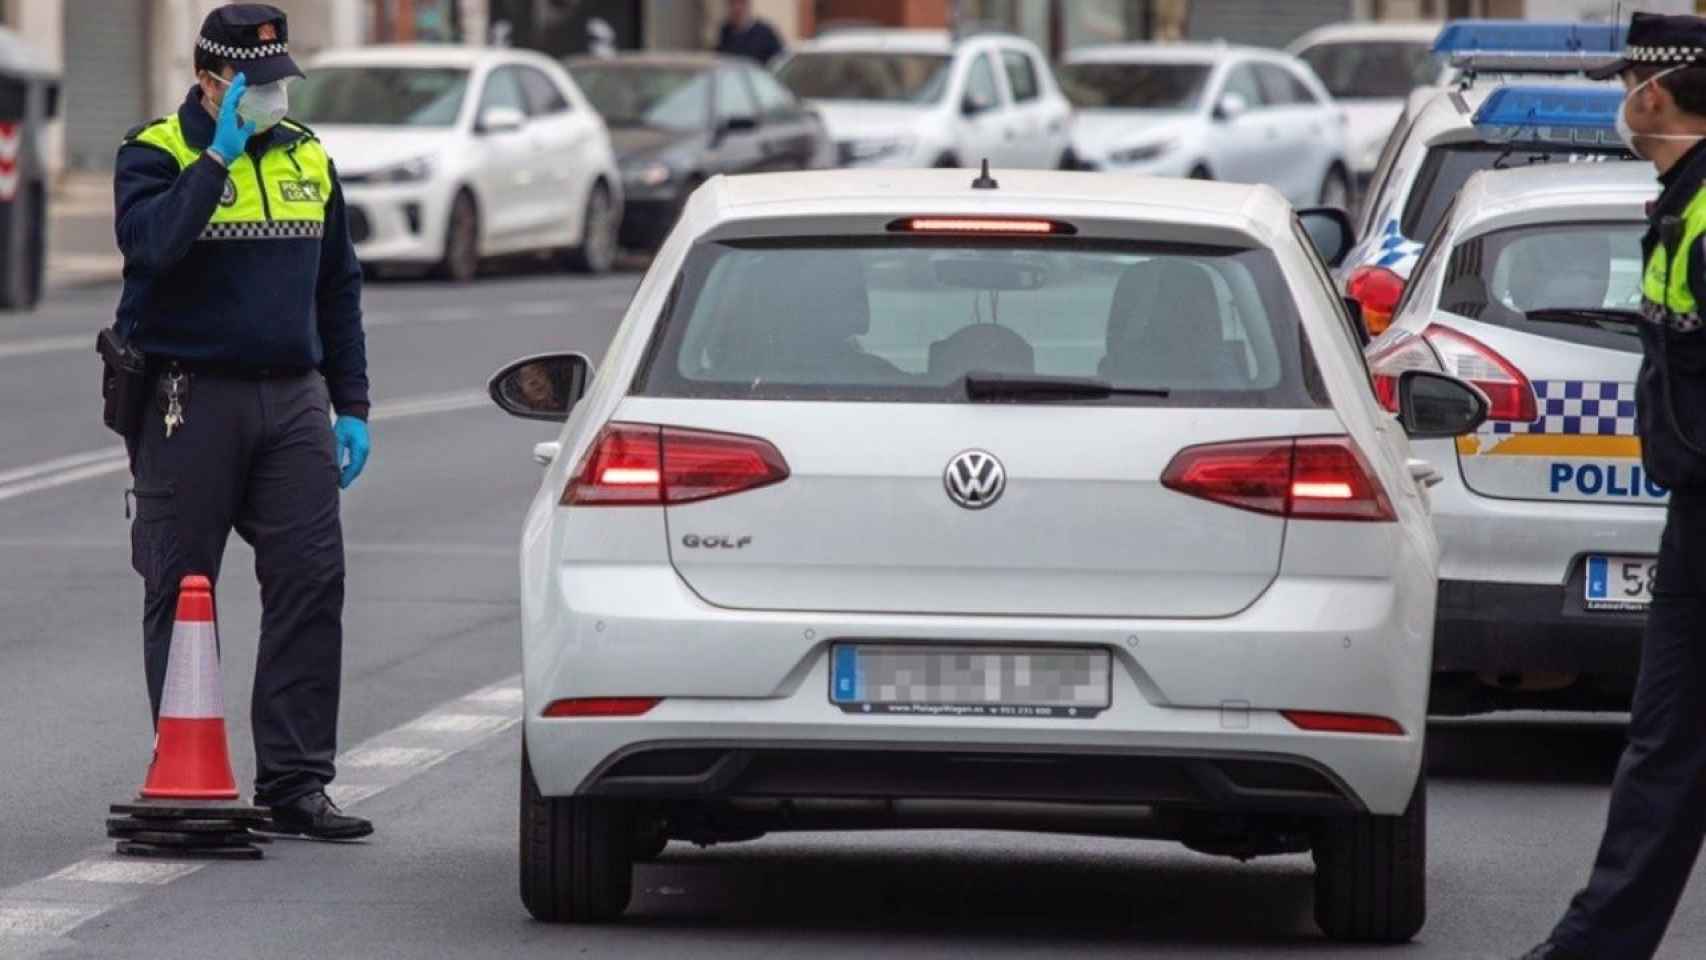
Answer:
[
  {"left": 1058, "top": 44, "right": 1352, "bottom": 210},
  {"left": 293, "top": 46, "right": 623, "bottom": 282},
  {"left": 1366, "top": 162, "right": 1659, "bottom": 715},
  {"left": 1287, "top": 22, "right": 1445, "bottom": 191},
  {"left": 773, "top": 27, "right": 1071, "bottom": 169},
  {"left": 490, "top": 168, "right": 1491, "bottom": 942}
]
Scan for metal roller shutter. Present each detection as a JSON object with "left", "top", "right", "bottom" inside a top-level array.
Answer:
[
  {"left": 1185, "top": 0, "right": 1352, "bottom": 49},
  {"left": 63, "top": 0, "right": 150, "bottom": 169}
]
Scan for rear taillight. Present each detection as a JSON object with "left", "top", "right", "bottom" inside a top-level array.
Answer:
[
  {"left": 1369, "top": 325, "right": 1535, "bottom": 422},
  {"left": 563, "top": 423, "right": 789, "bottom": 506},
  {"left": 1161, "top": 436, "right": 1396, "bottom": 522},
  {"left": 1366, "top": 333, "right": 1444, "bottom": 412},
  {"left": 1345, "top": 265, "right": 1406, "bottom": 336}
]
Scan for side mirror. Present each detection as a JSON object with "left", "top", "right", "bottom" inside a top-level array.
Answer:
[
  {"left": 1396, "top": 370, "right": 1489, "bottom": 439},
  {"left": 721, "top": 114, "right": 759, "bottom": 134},
  {"left": 1214, "top": 92, "right": 1249, "bottom": 122},
  {"left": 1298, "top": 206, "right": 1355, "bottom": 267},
  {"left": 488, "top": 352, "right": 593, "bottom": 422},
  {"left": 962, "top": 92, "right": 994, "bottom": 117},
  {"left": 478, "top": 105, "right": 526, "bottom": 135}
]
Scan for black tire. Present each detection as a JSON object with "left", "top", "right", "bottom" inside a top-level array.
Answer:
[
  {"left": 1057, "top": 150, "right": 1079, "bottom": 171},
  {"left": 519, "top": 744, "right": 634, "bottom": 924},
  {"left": 1188, "top": 164, "right": 1213, "bottom": 180},
  {"left": 1318, "top": 165, "right": 1352, "bottom": 210},
  {"left": 566, "top": 181, "right": 618, "bottom": 274},
  {"left": 437, "top": 190, "right": 479, "bottom": 284},
  {"left": 1312, "top": 774, "right": 1426, "bottom": 943},
  {"left": 934, "top": 153, "right": 960, "bottom": 169}
]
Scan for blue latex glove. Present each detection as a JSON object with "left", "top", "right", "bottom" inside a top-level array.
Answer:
[
  {"left": 210, "top": 72, "right": 256, "bottom": 163},
  {"left": 333, "top": 416, "right": 370, "bottom": 490}
]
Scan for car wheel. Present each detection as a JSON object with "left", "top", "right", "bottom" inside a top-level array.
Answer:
[
  {"left": 436, "top": 190, "right": 479, "bottom": 284},
  {"left": 1057, "top": 149, "right": 1079, "bottom": 171},
  {"left": 566, "top": 181, "right": 618, "bottom": 275},
  {"left": 519, "top": 743, "right": 634, "bottom": 923},
  {"left": 1189, "top": 164, "right": 1213, "bottom": 180},
  {"left": 1312, "top": 773, "right": 1426, "bottom": 943},
  {"left": 934, "top": 153, "right": 960, "bottom": 168},
  {"left": 1318, "top": 166, "right": 1352, "bottom": 210}
]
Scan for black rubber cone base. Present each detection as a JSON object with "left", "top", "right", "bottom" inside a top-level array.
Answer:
[
  {"left": 107, "top": 817, "right": 268, "bottom": 836},
  {"left": 110, "top": 799, "right": 267, "bottom": 822},
  {"left": 116, "top": 840, "right": 262, "bottom": 861}
]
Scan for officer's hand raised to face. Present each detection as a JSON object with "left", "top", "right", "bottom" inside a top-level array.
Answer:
[{"left": 209, "top": 72, "right": 256, "bottom": 165}]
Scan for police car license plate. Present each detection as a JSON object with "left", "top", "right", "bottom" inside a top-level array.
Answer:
[
  {"left": 1585, "top": 555, "right": 1657, "bottom": 611},
  {"left": 830, "top": 644, "right": 1110, "bottom": 718}
]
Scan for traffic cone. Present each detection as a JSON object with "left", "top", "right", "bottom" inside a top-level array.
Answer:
[{"left": 109, "top": 574, "right": 266, "bottom": 860}]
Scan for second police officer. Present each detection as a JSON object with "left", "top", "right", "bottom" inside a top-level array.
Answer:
[
  {"left": 113, "top": 3, "right": 373, "bottom": 840},
  {"left": 1521, "top": 13, "right": 1706, "bottom": 960}
]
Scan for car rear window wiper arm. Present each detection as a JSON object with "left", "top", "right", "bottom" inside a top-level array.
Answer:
[
  {"left": 1524, "top": 307, "right": 1643, "bottom": 332},
  {"left": 964, "top": 372, "right": 1171, "bottom": 401}
]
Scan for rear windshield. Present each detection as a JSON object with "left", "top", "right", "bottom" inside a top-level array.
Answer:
[
  {"left": 776, "top": 52, "right": 952, "bottom": 103},
  {"left": 1400, "top": 143, "right": 1629, "bottom": 241},
  {"left": 634, "top": 240, "right": 1322, "bottom": 407},
  {"left": 1057, "top": 63, "right": 1211, "bottom": 110},
  {"left": 1295, "top": 42, "right": 1440, "bottom": 100},
  {"left": 1440, "top": 221, "right": 1645, "bottom": 352}
]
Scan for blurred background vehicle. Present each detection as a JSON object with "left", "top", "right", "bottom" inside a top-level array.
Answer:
[
  {"left": 293, "top": 45, "right": 622, "bottom": 282},
  {"left": 772, "top": 26, "right": 1070, "bottom": 169},
  {"left": 1365, "top": 161, "right": 1656, "bottom": 716},
  {"left": 1288, "top": 22, "right": 1445, "bottom": 197},
  {"left": 567, "top": 52, "right": 829, "bottom": 251},
  {"left": 1059, "top": 42, "right": 1351, "bottom": 209}
]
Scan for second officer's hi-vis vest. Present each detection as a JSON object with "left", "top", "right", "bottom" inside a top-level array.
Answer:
[
  {"left": 1642, "top": 187, "right": 1706, "bottom": 333},
  {"left": 127, "top": 115, "right": 332, "bottom": 242}
]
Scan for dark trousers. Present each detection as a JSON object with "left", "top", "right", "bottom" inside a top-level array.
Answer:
[
  {"left": 129, "top": 370, "right": 345, "bottom": 807},
  {"left": 1552, "top": 492, "right": 1706, "bottom": 959}
]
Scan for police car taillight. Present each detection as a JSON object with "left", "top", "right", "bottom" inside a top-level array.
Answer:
[
  {"left": 563, "top": 423, "right": 790, "bottom": 506},
  {"left": 1346, "top": 265, "right": 1406, "bottom": 337},
  {"left": 1423, "top": 326, "right": 1538, "bottom": 423},
  {"left": 1367, "top": 333, "right": 1444, "bottom": 413}
]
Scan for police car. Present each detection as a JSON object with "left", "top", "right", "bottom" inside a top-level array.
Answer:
[
  {"left": 1345, "top": 23, "right": 1629, "bottom": 333},
  {"left": 1367, "top": 160, "right": 1658, "bottom": 714}
]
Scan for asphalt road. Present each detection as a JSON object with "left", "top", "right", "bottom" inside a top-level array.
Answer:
[{"left": 3, "top": 270, "right": 1706, "bottom": 959}]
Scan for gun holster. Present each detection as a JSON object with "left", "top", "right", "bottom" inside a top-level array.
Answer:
[{"left": 97, "top": 327, "right": 148, "bottom": 442}]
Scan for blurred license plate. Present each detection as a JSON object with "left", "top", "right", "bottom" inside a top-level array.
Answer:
[
  {"left": 830, "top": 644, "right": 1110, "bottom": 718},
  {"left": 1585, "top": 555, "right": 1657, "bottom": 611}
]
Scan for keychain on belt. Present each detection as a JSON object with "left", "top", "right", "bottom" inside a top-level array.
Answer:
[{"left": 163, "top": 369, "right": 186, "bottom": 439}]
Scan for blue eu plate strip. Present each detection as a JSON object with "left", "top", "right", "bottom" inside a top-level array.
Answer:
[
  {"left": 1586, "top": 556, "right": 1609, "bottom": 599},
  {"left": 832, "top": 645, "right": 860, "bottom": 703}
]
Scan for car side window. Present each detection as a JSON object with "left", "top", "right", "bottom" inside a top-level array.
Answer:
[
  {"left": 1001, "top": 49, "right": 1039, "bottom": 103},
  {"left": 746, "top": 67, "right": 798, "bottom": 120},
  {"left": 715, "top": 68, "right": 759, "bottom": 124},
  {"left": 1221, "top": 63, "right": 1267, "bottom": 109},
  {"left": 517, "top": 66, "right": 570, "bottom": 116},
  {"left": 480, "top": 66, "right": 528, "bottom": 116},
  {"left": 1255, "top": 64, "right": 1304, "bottom": 106},
  {"left": 965, "top": 52, "right": 1000, "bottom": 112}
]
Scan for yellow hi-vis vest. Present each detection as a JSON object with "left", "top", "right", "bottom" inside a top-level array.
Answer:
[
  {"left": 127, "top": 115, "right": 333, "bottom": 242},
  {"left": 1641, "top": 186, "right": 1706, "bottom": 333}
]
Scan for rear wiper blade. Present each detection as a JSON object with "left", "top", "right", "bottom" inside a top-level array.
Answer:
[
  {"left": 1524, "top": 307, "right": 1643, "bottom": 331},
  {"left": 963, "top": 372, "right": 1170, "bottom": 401}
]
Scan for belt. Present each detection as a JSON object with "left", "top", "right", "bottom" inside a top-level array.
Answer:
[{"left": 160, "top": 359, "right": 313, "bottom": 381}]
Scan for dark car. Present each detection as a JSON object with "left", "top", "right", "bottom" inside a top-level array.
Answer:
[{"left": 566, "top": 53, "right": 830, "bottom": 250}]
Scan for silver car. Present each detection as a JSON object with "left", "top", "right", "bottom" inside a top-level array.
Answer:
[
  {"left": 491, "top": 168, "right": 1488, "bottom": 942},
  {"left": 1367, "top": 161, "right": 1659, "bottom": 714}
]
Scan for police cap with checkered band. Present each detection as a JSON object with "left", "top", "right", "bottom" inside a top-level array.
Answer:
[
  {"left": 1589, "top": 12, "right": 1706, "bottom": 80},
  {"left": 197, "top": 3, "right": 303, "bottom": 86}
]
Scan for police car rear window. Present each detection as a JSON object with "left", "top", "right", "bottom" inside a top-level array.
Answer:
[{"left": 1400, "top": 143, "right": 1627, "bottom": 242}]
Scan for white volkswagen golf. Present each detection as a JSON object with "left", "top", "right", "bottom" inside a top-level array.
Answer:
[{"left": 489, "top": 168, "right": 1487, "bottom": 943}]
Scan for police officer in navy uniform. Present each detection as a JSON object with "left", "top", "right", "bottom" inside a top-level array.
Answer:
[
  {"left": 1519, "top": 13, "right": 1706, "bottom": 960},
  {"left": 114, "top": 3, "right": 372, "bottom": 840}
]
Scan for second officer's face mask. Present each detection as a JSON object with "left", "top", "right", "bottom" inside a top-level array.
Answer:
[
  {"left": 1617, "top": 67, "right": 1701, "bottom": 162},
  {"left": 208, "top": 72, "right": 291, "bottom": 133}
]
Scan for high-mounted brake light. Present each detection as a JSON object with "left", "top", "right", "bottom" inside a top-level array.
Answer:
[
  {"left": 564, "top": 423, "right": 790, "bottom": 506},
  {"left": 1282, "top": 711, "right": 1405, "bottom": 736},
  {"left": 1346, "top": 265, "right": 1406, "bottom": 337},
  {"left": 1471, "top": 85, "right": 1623, "bottom": 146},
  {"left": 542, "top": 697, "right": 661, "bottom": 718},
  {"left": 1432, "top": 20, "right": 1624, "bottom": 55},
  {"left": 890, "top": 217, "right": 1076, "bottom": 236},
  {"left": 1160, "top": 436, "right": 1396, "bottom": 523}
]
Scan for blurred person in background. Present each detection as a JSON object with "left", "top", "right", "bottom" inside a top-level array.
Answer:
[{"left": 716, "top": 0, "right": 783, "bottom": 66}]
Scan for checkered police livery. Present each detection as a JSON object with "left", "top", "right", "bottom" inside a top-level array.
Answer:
[{"left": 1486, "top": 380, "right": 1638, "bottom": 436}]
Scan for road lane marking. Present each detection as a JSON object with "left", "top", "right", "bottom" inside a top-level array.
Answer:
[
  {"left": 0, "top": 674, "right": 521, "bottom": 955},
  {"left": 0, "top": 388, "right": 488, "bottom": 504},
  {"left": 0, "top": 334, "right": 87, "bottom": 360}
]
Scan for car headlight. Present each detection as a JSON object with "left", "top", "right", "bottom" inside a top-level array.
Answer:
[
  {"left": 838, "top": 135, "right": 915, "bottom": 164},
  {"left": 368, "top": 156, "right": 435, "bottom": 184},
  {"left": 622, "top": 161, "right": 673, "bottom": 189},
  {"left": 1107, "top": 140, "right": 1177, "bottom": 166}
]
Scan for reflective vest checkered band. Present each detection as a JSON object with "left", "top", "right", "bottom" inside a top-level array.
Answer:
[
  {"left": 200, "top": 220, "right": 323, "bottom": 241},
  {"left": 1644, "top": 299, "right": 1705, "bottom": 332},
  {"left": 196, "top": 36, "right": 289, "bottom": 60}
]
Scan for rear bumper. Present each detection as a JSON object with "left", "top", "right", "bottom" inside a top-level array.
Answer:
[{"left": 1435, "top": 577, "right": 1643, "bottom": 678}]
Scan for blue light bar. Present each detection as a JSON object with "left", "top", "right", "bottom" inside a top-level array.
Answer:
[
  {"left": 1434, "top": 20, "right": 1626, "bottom": 55},
  {"left": 1471, "top": 85, "right": 1625, "bottom": 146}
]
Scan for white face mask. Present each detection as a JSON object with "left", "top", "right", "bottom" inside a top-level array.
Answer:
[
  {"left": 209, "top": 73, "right": 290, "bottom": 133},
  {"left": 1617, "top": 66, "right": 1701, "bottom": 161}
]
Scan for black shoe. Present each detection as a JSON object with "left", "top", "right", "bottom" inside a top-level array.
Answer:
[
  {"left": 1514, "top": 944, "right": 1589, "bottom": 960},
  {"left": 259, "top": 791, "right": 373, "bottom": 841}
]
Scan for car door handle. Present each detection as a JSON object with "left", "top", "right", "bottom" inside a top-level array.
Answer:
[
  {"left": 1407, "top": 458, "right": 1443, "bottom": 488},
  {"left": 533, "top": 441, "right": 561, "bottom": 466}
]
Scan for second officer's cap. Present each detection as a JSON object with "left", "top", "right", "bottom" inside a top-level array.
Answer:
[
  {"left": 197, "top": 3, "right": 303, "bottom": 85},
  {"left": 1590, "top": 12, "right": 1706, "bottom": 80}
]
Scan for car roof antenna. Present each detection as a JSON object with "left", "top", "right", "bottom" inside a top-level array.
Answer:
[{"left": 971, "top": 159, "right": 999, "bottom": 190}]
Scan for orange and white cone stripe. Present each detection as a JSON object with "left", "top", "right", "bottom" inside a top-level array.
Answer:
[{"left": 140, "top": 575, "right": 239, "bottom": 800}]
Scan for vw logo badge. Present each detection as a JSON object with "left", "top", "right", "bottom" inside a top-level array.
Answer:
[{"left": 944, "top": 449, "right": 1006, "bottom": 510}]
